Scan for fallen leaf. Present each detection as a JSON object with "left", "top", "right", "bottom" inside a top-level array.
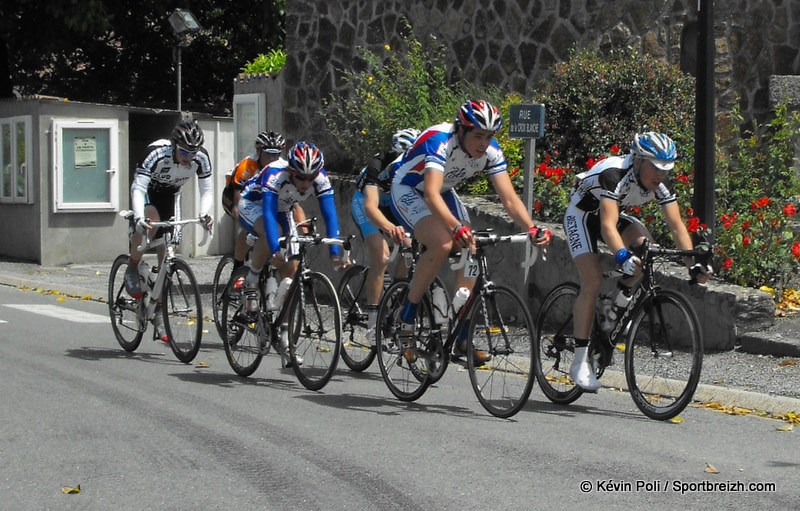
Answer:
[
  {"left": 778, "top": 359, "right": 797, "bottom": 367},
  {"left": 80, "top": 295, "right": 93, "bottom": 301},
  {"left": 776, "top": 424, "right": 794, "bottom": 432},
  {"left": 669, "top": 416, "right": 684, "bottom": 424},
  {"left": 61, "top": 484, "right": 81, "bottom": 494},
  {"left": 56, "top": 296, "right": 66, "bottom": 302},
  {"left": 704, "top": 463, "right": 719, "bottom": 474},
  {"left": 196, "top": 361, "right": 208, "bottom": 368}
]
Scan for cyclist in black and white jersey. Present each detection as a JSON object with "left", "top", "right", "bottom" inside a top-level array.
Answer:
[
  {"left": 125, "top": 119, "right": 214, "bottom": 339},
  {"left": 351, "top": 128, "right": 419, "bottom": 344},
  {"left": 564, "top": 132, "right": 711, "bottom": 391}
]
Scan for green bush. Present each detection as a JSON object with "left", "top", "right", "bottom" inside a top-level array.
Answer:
[
  {"left": 322, "top": 22, "right": 463, "bottom": 169},
  {"left": 241, "top": 48, "right": 287, "bottom": 75}
]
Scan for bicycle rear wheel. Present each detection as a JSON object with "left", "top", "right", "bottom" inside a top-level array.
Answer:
[
  {"left": 375, "top": 281, "right": 433, "bottom": 401},
  {"left": 467, "top": 284, "right": 536, "bottom": 418},
  {"left": 337, "top": 264, "right": 376, "bottom": 372},
  {"left": 533, "top": 283, "right": 584, "bottom": 405},
  {"left": 212, "top": 255, "right": 235, "bottom": 340},
  {"left": 108, "top": 254, "right": 145, "bottom": 352},
  {"left": 162, "top": 259, "right": 203, "bottom": 363},
  {"left": 624, "top": 289, "right": 703, "bottom": 421},
  {"left": 221, "top": 266, "right": 266, "bottom": 377},
  {"left": 288, "top": 270, "right": 342, "bottom": 391}
]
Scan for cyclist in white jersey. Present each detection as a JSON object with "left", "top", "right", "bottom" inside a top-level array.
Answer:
[
  {"left": 564, "top": 132, "right": 712, "bottom": 391},
  {"left": 389, "top": 99, "right": 552, "bottom": 364},
  {"left": 125, "top": 119, "right": 214, "bottom": 341}
]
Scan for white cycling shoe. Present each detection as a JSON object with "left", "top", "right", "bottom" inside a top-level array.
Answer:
[{"left": 570, "top": 346, "right": 601, "bottom": 392}]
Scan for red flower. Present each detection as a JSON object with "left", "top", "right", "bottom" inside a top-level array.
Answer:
[
  {"left": 758, "top": 196, "right": 770, "bottom": 207},
  {"left": 676, "top": 174, "right": 690, "bottom": 184},
  {"left": 750, "top": 201, "right": 758, "bottom": 211},
  {"left": 508, "top": 167, "right": 520, "bottom": 178},
  {"left": 534, "top": 200, "right": 542, "bottom": 213},
  {"left": 610, "top": 144, "right": 620, "bottom": 155},
  {"left": 741, "top": 220, "right": 751, "bottom": 231},
  {"left": 687, "top": 216, "right": 703, "bottom": 233},
  {"left": 722, "top": 257, "right": 733, "bottom": 270},
  {"left": 742, "top": 236, "right": 751, "bottom": 247},
  {"left": 784, "top": 204, "right": 797, "bottom": 217},
  {"left": 793, "top": 242, "right": 800, "bottom": 259},
  {"left": 585, "top": 157, "right": 596, "bottom": 169}
]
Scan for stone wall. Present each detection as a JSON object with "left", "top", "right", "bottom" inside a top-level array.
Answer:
[{"left": 283, "top": 0, "right": 800, "bottom": 171}]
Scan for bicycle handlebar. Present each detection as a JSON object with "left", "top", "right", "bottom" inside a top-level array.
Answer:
[
  {"left": 450, "top": 232, "right": 541, "bottom": 270},
  {"left": 387, "top": 233, "right": 413, "bottom": 264},
  {"left": 120, "top": 210, "right": 211, "bottom": 251}
]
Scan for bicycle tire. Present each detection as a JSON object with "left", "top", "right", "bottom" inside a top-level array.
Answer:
[
  {"left": 337, "top": 264, "right": 376, "bottom": 372},
  {"left": 533, "top": 283, "right": 584, "bottom": 405},
  {"left": 220, "top": 266, "right": 266, "bottom": 377},
  {"left": 624, "top": 289, "right": 703, "bottom": 421},
  {"left": 163, "top": 258, "right": 203, "bottom": 363},
  {"left": 375, "top": 280, "right": 433, "bottom": 401},
  {"left": 467, "top": 284, "right": 536, "bottom": 418},
  {"left": 108, "top": 254, "right": 145, "bottom": 352},
  {"left": 212, "top": 255, "right": 235, "bottom": 340},
  {"left": 287, "top": 270, "right": 342, "bottom": 391}
]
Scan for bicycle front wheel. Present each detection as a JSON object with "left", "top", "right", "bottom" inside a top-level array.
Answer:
[
  {"left": 467, "top": 284, "right": 536, "bottom": 418},
  {"left": 337, "top": 264, "right": 376, "bottom": 372},
  {"left": 221, "top": 266, "right": 266, "bottom": 377},
  {"left": 533, "top": 283, "right": 583, "bottom": 405},
  {"left": 624, "top": 289, "right": 703, "bottom": 421},
  {"left": 375, "top": 280, "right": 433, "bottom": 402},
  {"left": 108, "top": 254, "right": 145, "bottom": 352},
  {"left": 212, "top": 255, "right": 235, "bottom": 340},
  {"left": 162, "top": 259, "right": 203, "bottom": 363},
  {"left": 287, "top": 271, "right": 342, "bottom": 391}
]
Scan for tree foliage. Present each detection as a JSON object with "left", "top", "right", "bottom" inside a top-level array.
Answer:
[{"left": 0, "top": 0, "right": 285, "bottom": 114}]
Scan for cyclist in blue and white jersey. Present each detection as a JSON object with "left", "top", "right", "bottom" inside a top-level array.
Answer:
[
  {"left": 389, "top": 99, "right": 552, "bottom": 364},
  {"left": 351, "top": 128, "right": 420, "bottom": 344},
  {"left": 564, "top": 132, "right": 712, "bottom": 391},
  {"left": 125, "top": 119, "right": 214, "bottom": 341}
]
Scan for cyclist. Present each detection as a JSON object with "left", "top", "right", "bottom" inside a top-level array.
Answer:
[
  {"left": 221, "top": 131, "right": 287, "bottom": 273},
  {"left": 564, "top": 131, "right": 712, "bottom": 391},
  {"left": 237, "top": 141, "right": 347, "bottom": 363},
  {"left": 125, "top": 119, "right": 214, "bottom": 341},
  {"left": 389, "top": 99, "right": 552, "bottom": 364},
  {"left": 351, "top": 128, "right": 420, "bottom": 344}
]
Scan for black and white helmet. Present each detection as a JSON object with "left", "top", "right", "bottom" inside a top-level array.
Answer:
[
  {"left": 390, "top": 128, "right": 420, "bottom": 154},
  {"left": 171, "top": 119, "right": 204, "bottom": 152},
  {"left": 255, "top": 130, "right": 285, "bottom": 155}
]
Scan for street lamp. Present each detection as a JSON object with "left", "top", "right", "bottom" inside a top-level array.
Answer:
[{"left": 168, "top": 8, "right": 203, "bottom": 112}]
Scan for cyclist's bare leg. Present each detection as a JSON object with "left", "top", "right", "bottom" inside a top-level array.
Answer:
[
  {"left": 406, "top": 215, "right": 452, "bottom": 304},
  {"left": 571, "top": 252, "right": 603, "bottom": 391},
  {"left": 365, "top": 232, "right": 389, "bottom": 305},
  {"left": 129, "top": 205, "right": 161, "bottom": 262}
]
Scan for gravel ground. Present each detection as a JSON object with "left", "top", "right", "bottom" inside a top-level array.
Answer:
[{"left": 700, "top": 348, "right": 800, "bottom": 399}]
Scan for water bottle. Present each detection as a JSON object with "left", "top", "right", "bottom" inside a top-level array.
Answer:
[
  {"left": 431, "top": 286, "right": 449, "bottom": 325},
  {"left": 275, "top": 277, "right": 292, "bottom": 309},
  {"left": 607, "top": 287, "right": 633, "bottom": 325},
  {"left": 245, "top": 288, "right": 260, "bottom": 313},
  {"left": 265, "top": 276, "right": 278, "bottom": 310},
  {"left": 451, "top": 287, "right": 470, "bottom": 316},
  {"left": 598, "top": 296, "right": 615, "bottom": 333}
]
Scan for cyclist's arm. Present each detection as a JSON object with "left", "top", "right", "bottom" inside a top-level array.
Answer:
[
  {"left": 197, "top": 175, "right": 213, "bottom": 219},
  {"left": 130, "top": 171, "right": 151, "bottom": 220},
  {"left": 422, "top": 169, "right": 460, "bottom": 233},
  {"left": 318, "top": 193, "right": 342, "bottom": 257},
  {"left": 599, "top": 197, "right": 625, "bottom": 254},
  {"left": 292, "top": 202, "right": 308, "bottom": 233},
  {"left": 661, "top": 201, "right": 695, "bottom": 264},
  {"left": 262, "top": 192, "right": 282, "bottom": 255},
  {"left": 363, "top": 185, "right": 392, "bottom": 231},
  {"left": 489, "top": 171, "right": 536, "bottom": 230}
]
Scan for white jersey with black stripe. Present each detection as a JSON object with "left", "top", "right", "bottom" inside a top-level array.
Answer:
[{"left": 134, "top": 140, "right": 213, "bottom": 194}]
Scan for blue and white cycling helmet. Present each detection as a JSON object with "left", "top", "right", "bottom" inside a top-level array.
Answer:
[
  {"left": 390, "top": 128, "right": 420, "bottom": 154},
  {"left": 455, "top": 99, "right": 503, "bottom": 133},
  {"left": 631, "top": 132, "right": 677, "bottom": 171},
  {"left": 288, "top": 141, "right": 324, "bottom": 177}
]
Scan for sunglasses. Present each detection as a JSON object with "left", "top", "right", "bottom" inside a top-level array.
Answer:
[
  {"left": 177, "top": 147, "right": 197, "bottom": 158},
  {"left": 291, "top": 172, "right": 318, "bottom": 183}
]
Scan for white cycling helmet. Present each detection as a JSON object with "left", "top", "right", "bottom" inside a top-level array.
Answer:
[
  {"left": 631, "top": 132, "right": 677, "bottom": 171},
  {"left": 390, "top": 128, "right": 420, "bottom": 154}
]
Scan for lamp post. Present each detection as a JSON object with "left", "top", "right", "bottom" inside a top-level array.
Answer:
[{"left": 168, "top": 8, "right": 203, "bottom": 113}]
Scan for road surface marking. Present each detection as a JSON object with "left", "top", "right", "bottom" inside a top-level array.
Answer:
[{"left": 3, "top": 304, "right": 108, "bottom": 323}]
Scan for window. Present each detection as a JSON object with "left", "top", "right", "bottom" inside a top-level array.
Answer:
[
  {"left": 0, "top": 116, "right": 32, "bottom": 203},
  {"left": 233, "top": 93, "right": 265, "bottom": 162},
  {"left": 52, "top": 118, "right": 120, "bottom": 212}
]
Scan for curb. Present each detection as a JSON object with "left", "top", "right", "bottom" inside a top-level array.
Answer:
[
  {"left": 0, "top": 273, "right": 106, "bottom": 303},
  {"left": 737, "top": 331, "right": 800, "bottom": 357}
]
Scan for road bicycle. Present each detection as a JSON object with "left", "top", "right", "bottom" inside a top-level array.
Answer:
[
  {"left": 220, "top": 218, "right": 349, "bottom": 391},
  {"left": 534, "top": 239, "right": 712, "bottom": 420},
  {"left": 211, "top": 233, "right": 257, "bottom": 340},
  {"left": 108, "top": 211, "right": 210, "bottom": 363},
  {"left": 337, "top": 236, "right": 448, "bottom": 372},
  {"left": 375, "top": 231, "right": 540, "bottom": 418}
]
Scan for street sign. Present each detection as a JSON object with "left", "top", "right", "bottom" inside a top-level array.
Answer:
[{"left": 508, "top": 103, "right": 545, "bottom": 139}]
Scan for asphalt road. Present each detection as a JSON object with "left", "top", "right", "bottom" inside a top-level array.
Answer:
[{"left": 0, "top": 285, "right": 798, "bottom": 510}]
